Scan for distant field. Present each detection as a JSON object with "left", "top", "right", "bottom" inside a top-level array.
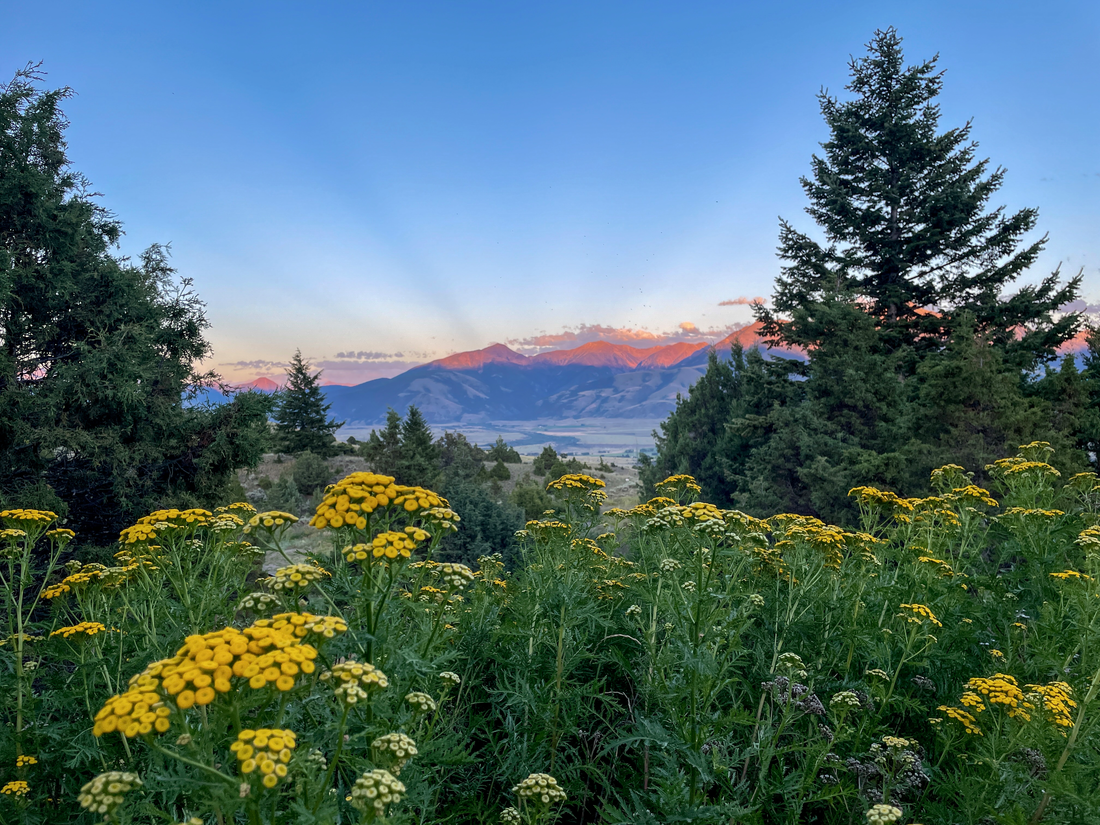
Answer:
[{"left": 339, "top": 417, "right": 658, "bottom": 456}]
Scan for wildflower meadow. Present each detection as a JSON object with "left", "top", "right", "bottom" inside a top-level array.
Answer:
[{"left": 3, "top": 441, "right": 1100, "bottom": 824}]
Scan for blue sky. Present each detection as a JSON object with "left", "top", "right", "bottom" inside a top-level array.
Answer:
[{"left": 4, "top": 1, "right": 1098, "bottom": 384}]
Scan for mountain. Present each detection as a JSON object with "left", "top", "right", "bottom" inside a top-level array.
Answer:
[{"left": 321, "top": 332, "right": 779, "bottom": 426}]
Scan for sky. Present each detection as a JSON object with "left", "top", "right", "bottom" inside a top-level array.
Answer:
[{"left": 4, "top": 1, "right": 1099, "bottom": 385}]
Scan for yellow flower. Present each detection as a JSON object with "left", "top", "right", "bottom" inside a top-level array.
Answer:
[
  {"left": 1, "top": 780, "right": 29, "bottom": 797},
  {"left": 15, "top": 755, "right": 37, "bottom": 767},
  {"left": 232, "top": 728, "right": 296, "bottom": 787},
  {"left": 50, "top": 621, "right": 107, "bottom": 639},
  {"left": 897, "top": 603, "right": 943, "bottom": 628}
]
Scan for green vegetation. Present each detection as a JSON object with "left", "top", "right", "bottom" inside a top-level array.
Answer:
[
  {"left": 0, "top": 66, "right": 272, "bottom": 543},
  {"left": 487, "top": 436, "right": 523, "bottom": 464},
  {"left": 5, "top": 449, "right": 1100, "bottom": 824},
  {"left": 647, "top": 30, "right": 1087, "bottom": 523}
]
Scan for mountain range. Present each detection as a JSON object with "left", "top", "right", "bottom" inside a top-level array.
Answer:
[
  {"left": 200, "top": 323, "right": 1091, "bottom": 428},
  {"left": 193, "top": 322, "right": 796, "bottom": 425},
  {"left": 320, "top": 322, "right": 797, "bottom": 426}
]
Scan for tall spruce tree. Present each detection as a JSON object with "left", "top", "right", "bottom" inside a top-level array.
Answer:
[
  {"left": 273, "top": 350, "right": 343, "bottom": 455},
  {"left": 652, "top": 30, "right": 1086, "bottom": 524},
  {"left": 758, "top": 28, "right": 1079, "bottom": 371}
]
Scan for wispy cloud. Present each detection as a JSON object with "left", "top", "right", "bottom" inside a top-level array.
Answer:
[
  {"left": 220, "top": 358, "right": 291, "bottom": 372},
  {"left": 506, "top": 321, "right": 750, "bottom": 354},
  {"left": 718, "top": 296, "right": 766, "bottom": 306}
]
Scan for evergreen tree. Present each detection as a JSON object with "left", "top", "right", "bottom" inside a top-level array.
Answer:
[
  {"left": 437, "top": 431, "right": 488, "bottom": 483},
  {"left": 395, "top": 406, "right": 440, "bottom": 488},
  {"left": 652, "top": 30, "right": 1088, "bottom": 524},
  {"left": 532, "top": 446, "right": 559, "bottom": 476},
  {"left": 360, "top": 409, "right": 403, "bottom": 476},
  {"left": 757, "top": 28, "right": 1079, "bottom": 370},
  {"left": 272, "top": 350, "right": 342, "bottom": 456},
  {"left": 486, "top": 436, "right": 522, "bottom": 464},
  {"left": 0, "top": 66, "right": 272, "bottom": 541}
]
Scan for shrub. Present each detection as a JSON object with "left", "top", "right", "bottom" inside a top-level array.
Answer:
[{"left": 292, "top": 451, "right": 332, "bottom": 496}]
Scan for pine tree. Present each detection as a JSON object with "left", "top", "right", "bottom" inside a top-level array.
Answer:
[
  {"left": 758, "top": 27, "right": 1080, "bottom": 371},
  {"left": 395, "top": 406, "right": 441, "bottom": 488},
  {"left": 486, "top": 436, "right": 522, "bottom": 464},
  {"left": 360, "top": 409, "right": 403, "bottom": 476},
  {"left": 272, "top": 350, "right": 343, "bottom": 456}
]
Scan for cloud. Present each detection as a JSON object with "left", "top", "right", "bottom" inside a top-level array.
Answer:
[
  {"left": 507, "top": 321, "right": 751, "bottom": 354},
  {"left": 718, "top": 296, "right": 766, "bottom": 306},
  {"left": 219, "top": 358, "right": 291, "bottom": 372}
]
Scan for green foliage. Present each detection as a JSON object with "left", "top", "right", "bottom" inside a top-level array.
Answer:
[
  {"left": 487, "top": 460, "right": 512, "bottom": 481},
  {"left": 272, "top": 350, "right": 343, "bottom": 457},
  {"left": 0, "top": 67, "right": 273, "bottom": 543},
  {"left": 358, "top": 408, "right": 403, "bottom": 475},
  {"left": 437, "top": 431, "right": 488, "bottom": 484},
  {"left": 436, "top": 477, "right": 524, "bottom": 567},
  {"left": 291, "top": 451, "right": 332, "bottom": 497},
  {"left": 486, "top": 436, "right": 522, "bottom": 464},
  {"left": 510, "top": 477, "right": 558, "bottom": 521},
  {"left": 265, "top": 474, "right": 304, "bottom": 515},
  {"left": 396, "top": 406, "right": 442, "bottom": 489},
  {"left": 531, "top": 446, "right": 559, "bottom": 476},
  {"left": 7, "top": 450, "right": 1100, "bottom": 825}
]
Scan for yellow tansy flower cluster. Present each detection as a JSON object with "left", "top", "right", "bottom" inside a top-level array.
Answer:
[
  {"left": 654, "top": 473, "right": 702, "bottom": 500},
  {"left": 546, "top": 474, "right": 607, "bottom": 510},
  {"left": 1025, "top": 681, "right": 1076, "bottom": 730},
  {"left": 346, "top": 526, "right": 428, "bottom": 562},
  {"left": 522, "top": 520, "right": 571, "bottom": 541},
  {"left": 251, "top": 612, "right": 348, "bottom": 640},
  {"left": 242, "top": 511, "right": 299, "bottom": 535},
  {"left": 0, "top": 508, "right": 58, "bottom": 527},
  {"left": 267, "top": 563, "right": 329, "bottom": 593},
  {"left": 16, "top": 755, "right": 37, "bottom": 767},
  {"left": 964, "top": 673, "right": 1032, "bottom": 720},
  {"left": 917, "top": 556, "right": 956, "bottom": 578},
  {"left": 938, "top": 705, "right": 982, "bottom": 735},
  {"left": 898, "top": 603, "right": 943, "bottom": 628},
  {"left": 50, "top": 621, "right": 107, "bottom": 639},
  {"left": 1050, "top": 570, "right": 1093, "bottom": 582},
  {"left": 94, "top": 621, "right": 324, "bottom": 736},
  {"left": 232, "top": 728, "right": 297, "bottom": 788},
  {"left": 1, "top": 780, "right": 29, "bottom": 797},
  {"left": 310, "top": 471, "right": 448, "bottom": 529}
]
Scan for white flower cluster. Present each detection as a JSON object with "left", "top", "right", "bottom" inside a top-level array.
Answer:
[
  {"left": 658, "top": 558, "right": 681, "bottom": 573},
  {"left": 236, "top": 592, "right": 280, "bottom": 613},
  {"left": 865, "top": 804, "right": 903, "bottom": 824},
  {"left": 405, "top": 691, "right": 437, "bottom": 714},
  {"left": 77, "top": 771, "right": 142, "bottom": 817},
  {"left": 372, "top": 732, "right": 418, "bottom": 774},
  {"left": 512, "top": 773, "right": 567, "bottom": 806},
  {"left": 349, "top": 769, "right": 405, "bottom": 816},
  {"left": 437, "top": 562, "right": 476, "bottom": 591}
]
